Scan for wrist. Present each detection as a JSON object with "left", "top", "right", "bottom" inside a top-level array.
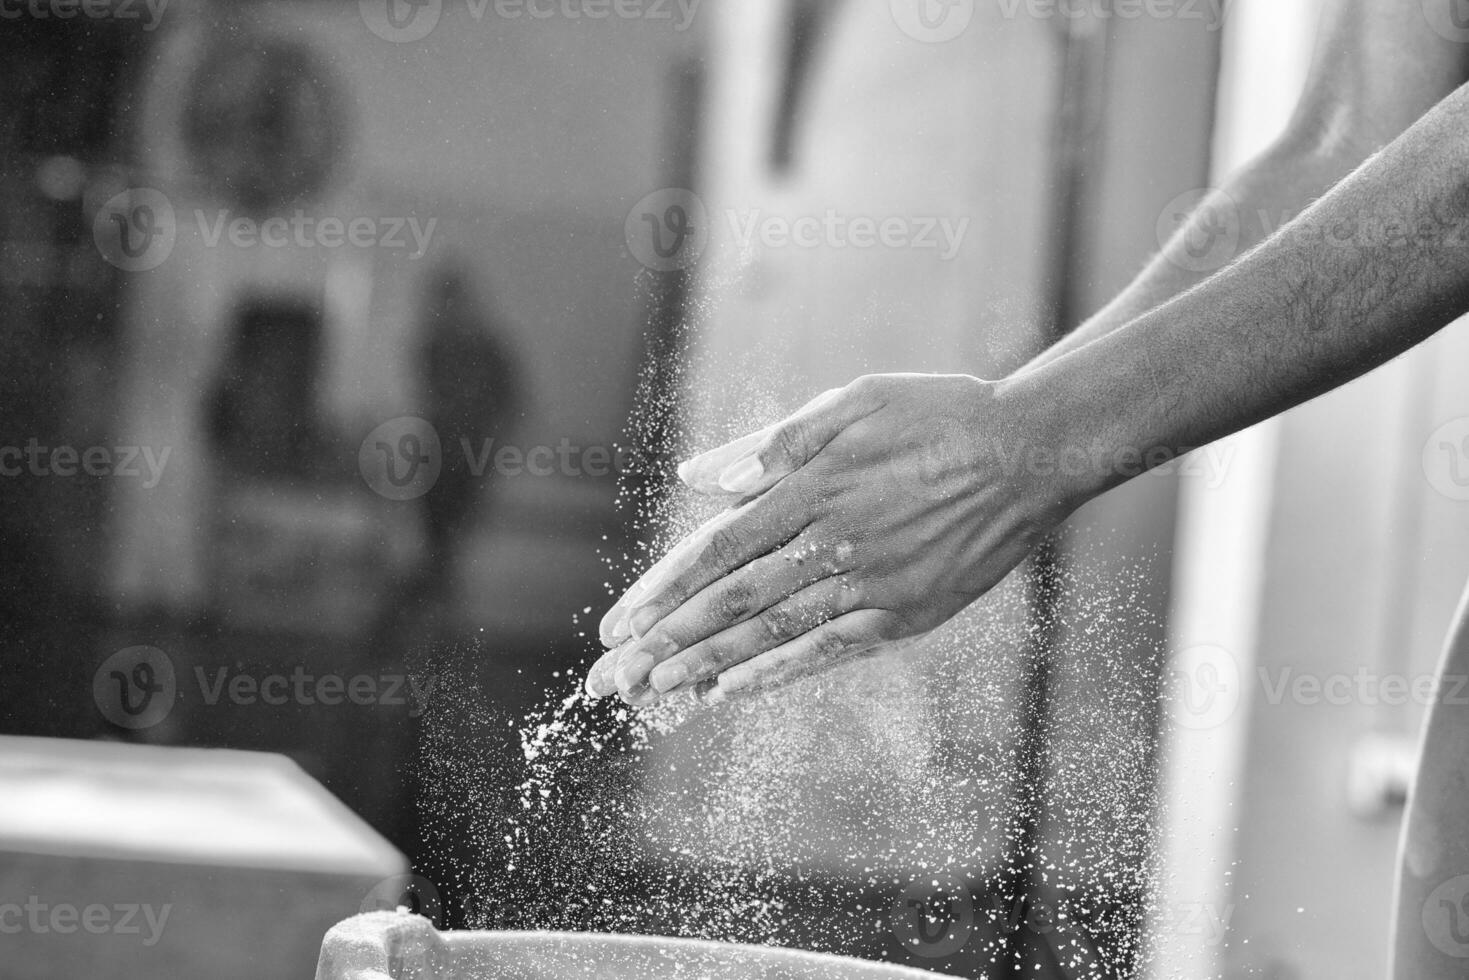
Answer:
[{"left": 991, "top": 360, "right": 1116, "bottom": 513}]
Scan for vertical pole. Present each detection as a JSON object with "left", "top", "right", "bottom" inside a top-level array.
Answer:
[{"left": 1008, "top": 6, "right": 1112, "bottom": 977}]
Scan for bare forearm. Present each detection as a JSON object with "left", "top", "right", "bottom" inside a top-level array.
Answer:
[
  {"left": 1011, "top": 84, "right": 1469, "bottom": 500},
  {"left": 1020, "top": 136, "right": 1370, "bottom": 375}
]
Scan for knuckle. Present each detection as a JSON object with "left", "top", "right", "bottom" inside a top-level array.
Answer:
[
  {"left": 701, "top": 527, "right": 744, "bottom": 570},
  {"left": 875, "top": 610, "right": 910, "bottom": 641},
  {"left": 713, "top": 581, "right": 757, "bottom": 623},
  {"left": 758, "top": 604, "right": 801, "bottom": 643},
  {"left": 812, "top": 627, "right": 851, "bottom": 658},
  {"left": 847, "top": 374, "right": 889, "bottom": 402},
  {"left": 770, "top": 420, "right": 808, "bottom": 461},
  {"left": 682, "top": 647, "right": 719, "bottom": 678},
  {"left": 834, "top": 579, "right": 865, "bottom": 613}
]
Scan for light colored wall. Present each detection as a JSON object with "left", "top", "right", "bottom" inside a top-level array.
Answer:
[
  {"left": 1153, "top": 0, "right": 1469, "bottom": 975},
  {"left": 644, "top": 5, "right": 1219, "bottom": 936},
  {"left": 1222, "top": 296, "right": 1469, "bottom": 978},
  {"left": 643, "top": 0, "right": 1065, "bottom": 880},
  {"left": 107, "top": 0, "right": 700, "bottom": 634}
]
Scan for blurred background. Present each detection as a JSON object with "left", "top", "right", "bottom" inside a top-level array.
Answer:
[{"left": 4, "top": 0, "right": 1469, "bottom": 978}]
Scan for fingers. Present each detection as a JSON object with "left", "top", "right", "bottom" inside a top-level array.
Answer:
[
  {"left": 620, "top": 575, "right": 865, "bottom": 700},
  {"left": 676, "top": 381, "right": 882, "bottom": 498},
  {"left": 673, "top": 425, "right": 778, "bottom": 495},
  {"left": 710, "top": 609, "right": 903, "bottom": 699},
  {"left": 586, "top": 644, "right": 660, "bottom": 705},
  {"left": 584, "top": 641, "right": 626, "bottom": 697},
  {"left": 588, "top": 493, "right": 815, "bottom": 700},
  {"left": 620, "top": 490, "right": 812, "bottom": 644},
  {"left": 597, "top": 505, "right": 749, "bottom": 649},
  {"left": 601, "top": 541, "right": 848, "bottom": 700}
]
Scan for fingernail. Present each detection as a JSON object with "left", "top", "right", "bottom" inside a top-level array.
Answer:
[
  {"left": 676, "top": 458, "right": 697, "bottom": 485},
  {"left": 600, "top": 612, "right": 631, "bottom": 648},
  {"left": 718, "top": 455, "right": 764, "bottom": 494},
  {"left": 622, "top": 685, "right": 659, "bottom": 707},
  {"left": 650, "top": 660, "right": 690, "bottom": 693},
  {"left": 615, "top": 652, "right": 655, "bottom": 692},
  {"left": 716, "top": 669, "right": 756, "bottom": 696},
  {"left": 598, "top": 598, "right": 632, "bottom": 645},
  {"left": 623, "top": 570, "right": 665, "bottom": 614},
  {"left": 628, "top": 606, "right": 660, "bottom": 639}
]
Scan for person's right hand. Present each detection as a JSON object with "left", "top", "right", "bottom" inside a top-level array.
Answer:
[{"left": 584, "top": 373, "right": 1093, "bottom": 705}]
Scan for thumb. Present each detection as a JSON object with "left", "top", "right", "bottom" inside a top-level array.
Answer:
[
  {"left": 675, "top": 424, "right": 777, "bottom": 496},
  {"left": 680, "top": 382, "right": 879, "bottom": 497}
]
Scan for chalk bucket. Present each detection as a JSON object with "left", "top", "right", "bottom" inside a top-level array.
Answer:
[{"left": 317, "top": 911, "right": 961, "bottom": 980}]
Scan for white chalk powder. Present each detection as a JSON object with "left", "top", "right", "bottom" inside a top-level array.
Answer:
[{"left": 411, "top": 274, "right": 1173, "bottom": 978}]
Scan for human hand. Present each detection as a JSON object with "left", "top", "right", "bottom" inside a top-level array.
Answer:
[{"left": 585, "top": 373, "right": 1083, "bottom": 704}]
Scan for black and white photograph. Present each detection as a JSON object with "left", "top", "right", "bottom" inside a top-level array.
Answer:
[{"left": 4, "top": 0, "right": 1469, "bottom": 977}]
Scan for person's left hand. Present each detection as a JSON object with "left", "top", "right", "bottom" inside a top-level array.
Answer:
[{"left": 582, "top": 373, "right": 1082, "bottom": 705}]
